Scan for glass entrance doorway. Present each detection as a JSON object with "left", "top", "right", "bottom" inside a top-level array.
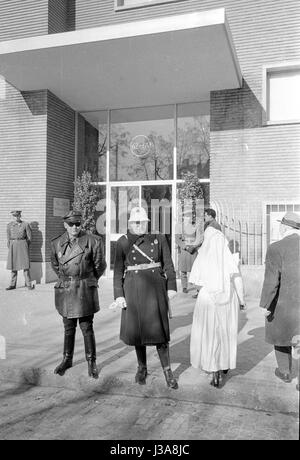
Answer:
[{"left": 80, "top": 102, "right": 210, "bottom": 276}]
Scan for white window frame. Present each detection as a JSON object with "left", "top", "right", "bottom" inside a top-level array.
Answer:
[
  {"left": 115, "top": 0, "right": 186, "bottom": 12},
  {"left": 262, "top": 201, "right": 300, "bottom": 258},
  {"left": 262, "top": 62, "right": 300, "bottom": 126}
]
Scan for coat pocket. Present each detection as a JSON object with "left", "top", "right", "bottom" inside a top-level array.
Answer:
[{"left": 86, "top": 278, "right": 99, "bottom": 288}]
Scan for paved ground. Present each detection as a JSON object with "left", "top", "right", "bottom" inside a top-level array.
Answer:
[{"left": 0, "top": 278, "right": 299, "bottom": 441}]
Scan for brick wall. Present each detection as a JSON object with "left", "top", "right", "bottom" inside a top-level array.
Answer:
[
  {"left": 0, "top": 84, "right": 76, "bottom": 277},
  {"left": 45, "top": 92, "right": 75, "bottom": 261},
  {"left": 0, "top": 0, "right": 48, "bottom": 41},
  {"left": 48, "top": 0, "right": 76, "bottom": 34},
  {"left": 0, "top": 83, "right": 47, "bottom": 265}
]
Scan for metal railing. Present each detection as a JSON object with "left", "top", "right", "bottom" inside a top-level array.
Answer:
[{"left": 211, "top": 200, "right": 265, "bottom": 265}]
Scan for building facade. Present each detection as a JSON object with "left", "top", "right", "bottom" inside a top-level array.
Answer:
[{"left": 0, "top": 0, "right": 299, "bottom": 287}]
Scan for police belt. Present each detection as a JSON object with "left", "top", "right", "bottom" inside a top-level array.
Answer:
[
  {"left": 126, "top": 262, "right": 161, "bottom": 271},
  {"left": 58, "top": 274, "right": 90, "bottom": 281}
]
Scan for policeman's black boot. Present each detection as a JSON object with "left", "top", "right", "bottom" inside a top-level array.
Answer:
[
  {"left": 157, "top": 344, "right": 178, "bottom": 390},
  {"left": 84, "top": 333, "right": 99, "bottom": 379},
  {"left": 135, "top": 346, "right": 147, "bottom": 385},
  {"left": 54, "top": 332, "right": 75, "bottom": 376}
]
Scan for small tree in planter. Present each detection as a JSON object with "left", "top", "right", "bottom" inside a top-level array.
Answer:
[
  {"left": 73, "top": 171, "right": 98, "bottom": 233},
  {"left": 178, "top": 171, "right": 204, "bottom": 224}
]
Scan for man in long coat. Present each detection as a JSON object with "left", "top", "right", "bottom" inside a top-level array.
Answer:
[
  {"left": 113, "top": 206, "right": 178, "bottom": 389},
  {"left": 51, "top": 210, "right": 106, "bottom": 379},
  {"left": 260, "top": 211, "right": 300, "bottom": 388},
  {"left": 6, "top": 210, "right": 34, "bottom": 290}
]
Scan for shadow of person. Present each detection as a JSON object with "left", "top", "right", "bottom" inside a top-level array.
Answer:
[
  {"left": 223, "top": 327, "right": 273, "bottom": 385},
  {"left": 169, "top": 310, "right": 194, "bottom": 380},
  {"left": 29, "top": 221, "right": 43, "bottom": 284},
  {"left": 169, "top": 306, "right": 250, "bottom": 382}
]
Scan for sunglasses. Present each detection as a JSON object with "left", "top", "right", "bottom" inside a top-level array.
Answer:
[{"left": 67, "top": 222, "right": 81, "bottom": 227}]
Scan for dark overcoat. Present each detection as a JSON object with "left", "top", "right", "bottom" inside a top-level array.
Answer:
[
  {"left": 260, "top": 233, "right": 300, "bottom": 346},
  {"left": 51, "top": 231, "right": 106, "bottom": 319},
  {"left": 113, "top": 233, "right": 177, "bottom": 346},
  {"left": 6, "top": 221, "right": 31, "bottom": 270}
]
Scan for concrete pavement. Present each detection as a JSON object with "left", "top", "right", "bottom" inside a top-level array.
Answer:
[{"left": 0, "top": 278, "right": 299, "bottom": 436}]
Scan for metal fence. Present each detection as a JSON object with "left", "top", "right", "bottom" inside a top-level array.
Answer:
[{"left": 211, "top": 200, "right": 265, "bottom": 265}]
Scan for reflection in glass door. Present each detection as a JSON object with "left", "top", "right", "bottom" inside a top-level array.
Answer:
[{"left": 141, "top": 184, "right": 172, "bottom": 249}]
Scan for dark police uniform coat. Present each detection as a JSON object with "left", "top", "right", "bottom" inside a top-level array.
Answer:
[
  {"left": 260, "top": 233, "right": 300, "bottom": 346},
  {"left": 7, "top": 220, "right": 31, "bottom": 270},
  {"left": 114, "top": 233, "right": 177, "bottom": 346},
  {"left": 51, "top": 231, "right": 106, "bottom": 319}
]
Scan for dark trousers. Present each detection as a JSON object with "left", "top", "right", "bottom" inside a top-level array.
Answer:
[
  {"left": 275, "top": 345, "right": 300, "bottom": 380},
  {"left": 180, "top": 271, "right": 188, "bottom": 290},
  {"left": 10, "top": 269, "right": 31, "bottom": 287},
  {"left": 274, "top": 345, "right": 292, "bottom": 374},
  {"left": 62, "top": 315, "right": 96, "bottom": 361},
  {"left": 135, "top": 343, "right": 171, "bottom": 370},
  {"left": 63, "top": 315, "right": 94, "bottom": 338}
]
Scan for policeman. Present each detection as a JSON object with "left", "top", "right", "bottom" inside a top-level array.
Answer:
[
  {"left": 6, "top": 210, "right": 34, "bottom": 290},
  {"left": 113, "top": 206, "right": 178, "bottom": 389},
  {"left": 50, "top": 210, "right": 106, "bottom": 379}
]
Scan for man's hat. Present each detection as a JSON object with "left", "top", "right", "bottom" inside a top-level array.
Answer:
[
  {"left": 63, "top": 210, "right": 82, "bottom": 223},
  {"left": 277, "top": 211, "right": 300, "bottom": 229},
  {"left": 11, "top": 210, "right": 21, "bottom": 216},
  {"left": 128, "top": 207, "right": 149, "bottom": 222}
]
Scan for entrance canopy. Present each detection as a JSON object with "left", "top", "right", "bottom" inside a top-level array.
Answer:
[{"left": 0, "top": 8, "right": 242, "bottom": 114}]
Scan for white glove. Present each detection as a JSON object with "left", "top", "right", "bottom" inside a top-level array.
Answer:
[
  {"left": 260, "top": 307, "right": 271, "bottom": 317},
  {"left": 116, "top": 297, "right": 127, "bottom": 309},
  {"left": 167, "top": 290, "right": 177, "bottom": 300}
]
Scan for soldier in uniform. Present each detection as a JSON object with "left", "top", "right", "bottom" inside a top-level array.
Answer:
[
  {"left": 113, "top": 206, "right": 178, "bottom": 389},
  {"left": 50, "top": 210, "right": 106, "bottom": 379},
  {"left": 175, "top": 212, "right": 202, "bottom": 296},
  {"left": 6, "top": 210, "right": 34, "bottom": 290}
]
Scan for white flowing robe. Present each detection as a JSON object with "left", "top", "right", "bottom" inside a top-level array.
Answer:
[{"left": 189, "top": 227, "right": 244, "bottom": 372}]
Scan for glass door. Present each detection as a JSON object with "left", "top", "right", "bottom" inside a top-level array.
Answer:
[
  {"left": 141, "top": 184, "right": 172, "bottom": 249},
  {"left": 107, "top": 181, "right": 175, "bottom": 273}
]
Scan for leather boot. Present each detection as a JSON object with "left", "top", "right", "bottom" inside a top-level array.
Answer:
[
  {"left": 157, "top": 344, "right": 178, "bottom": 390},
  {"left": 135, "top": 346, "right": 147, "bottom": 385},
  {"left": 135, "top": 366, "right": 148, "bottom": 385},
  {"left": 54, "top": 332, "right": 75, "bottom": 376},
  {"left": 84, "top": 333, "right": 99, "bottom": 379}
]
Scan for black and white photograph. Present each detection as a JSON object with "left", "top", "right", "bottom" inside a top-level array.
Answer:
[{"left": 0, "top": 0, "right": 299, "bottom": 444}]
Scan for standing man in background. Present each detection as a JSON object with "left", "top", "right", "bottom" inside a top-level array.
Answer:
[
  {"left": 204, "top": 208, "right": 222, "bottom": 231},
  {"left": 260, "top": 212, "right": 300, "bottom": 390},
  {"left": 6, "top": 210, "right": 34, "bottom": 290},
  {"left": 175, "top": 211, "right": 202, "bottom": 296}
]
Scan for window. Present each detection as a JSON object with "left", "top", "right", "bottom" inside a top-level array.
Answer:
[
  {"left": 267, "top": 68, "right": 300, "bottom": 123},
  {"left": 115, "top": 0, "right": 186, "bottom": 11}
]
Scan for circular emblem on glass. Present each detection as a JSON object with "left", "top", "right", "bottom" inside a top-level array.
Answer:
[{"left": 130, "top": 135, "right": 153, "bottom": 159}]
